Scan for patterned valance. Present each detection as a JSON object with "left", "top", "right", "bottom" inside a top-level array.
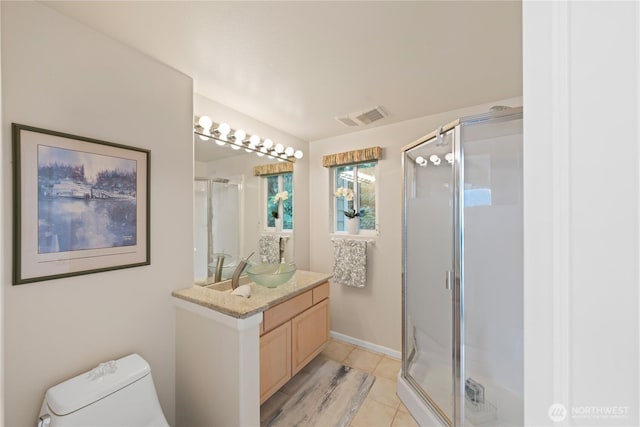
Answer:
[
  {"left": 253, "top": 162, "right": 294, "bottom": 176},
  {"left": 322, "top": 146, "right": 382, "bottom": 168}
]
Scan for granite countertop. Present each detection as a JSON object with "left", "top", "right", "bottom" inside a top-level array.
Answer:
[{"left": 172, "top": 270, "right": 332, "bottom": 319}]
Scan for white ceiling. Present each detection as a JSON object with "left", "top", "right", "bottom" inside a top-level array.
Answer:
[{"left": 46, "top": 1, "right": 522, "bottom": 142}]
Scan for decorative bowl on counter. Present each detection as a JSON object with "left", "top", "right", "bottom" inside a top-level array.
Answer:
[{"left": 246, "top": 262, "right": 296, "bottom": 288}]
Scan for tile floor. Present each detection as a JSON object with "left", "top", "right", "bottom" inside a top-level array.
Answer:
[{"left": 261, "top": 338, "right": 419, "bottom": 427}]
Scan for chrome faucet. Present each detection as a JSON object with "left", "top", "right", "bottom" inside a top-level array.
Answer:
[
  {"left": 279, "top": 237, "right": 286, "bottom": 263},
  {"left": 214, "top": 255, "right": 225, "bottom": 283},
  {"left": 231, "top": 252, "right": 254, "bottom": 289}
]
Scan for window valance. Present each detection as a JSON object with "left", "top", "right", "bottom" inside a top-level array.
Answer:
[
  {"left": 322, "top": 146, "right": 382, "bottom": 168},
  {"left": 253, "top": 162, "right": 294, "bottom": 176}
]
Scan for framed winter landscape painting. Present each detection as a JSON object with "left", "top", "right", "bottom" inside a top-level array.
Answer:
[{"left": 12, "top": 124, "right": 150, "bottom": 284}]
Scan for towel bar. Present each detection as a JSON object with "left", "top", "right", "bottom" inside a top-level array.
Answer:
[{"left": 330, "top": 237, "right": 375, "bottom": 245}]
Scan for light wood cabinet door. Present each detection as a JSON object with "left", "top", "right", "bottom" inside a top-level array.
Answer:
[
  {"left": 260, "top": 321, "right": 291, "bottom": 403},
  {"left": 291, "top": 299, "right": 329, "bottom": 375}
]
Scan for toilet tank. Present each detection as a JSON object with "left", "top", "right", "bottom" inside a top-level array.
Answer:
[{"left": 38, "top": 354, "right": 168, "bottom": 427}]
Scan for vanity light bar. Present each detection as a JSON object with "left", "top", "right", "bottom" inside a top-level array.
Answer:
[{"left": 194, "top": 115, "right": 303, "bottom": 162}]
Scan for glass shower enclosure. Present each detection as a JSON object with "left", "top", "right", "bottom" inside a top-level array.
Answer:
[{"left": 399, "top": 108, "right": 523, "bottom": 427}]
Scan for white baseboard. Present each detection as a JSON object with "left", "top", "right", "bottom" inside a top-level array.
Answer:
[{"left": 329, "top": 330, "right": 401, "bottom": 359}]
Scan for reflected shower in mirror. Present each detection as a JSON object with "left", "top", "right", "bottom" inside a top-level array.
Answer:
[{"left": 193, "top": 177, "right": 240, "bottom": 284}]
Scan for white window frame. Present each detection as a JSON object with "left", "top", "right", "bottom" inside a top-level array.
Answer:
[
  {"left": 331, "top": 161, "right": 378, "bottom": 236},
  {"left": 262, "top": 173, "right": 293, "bottom": 233}
]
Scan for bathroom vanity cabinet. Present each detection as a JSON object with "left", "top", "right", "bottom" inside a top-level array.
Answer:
[
  {"left": 260, "top": 281, "right": 330, "bottom": 402},
  {"left": 173, "top": 270, "right": 332, "bottom": 427}
]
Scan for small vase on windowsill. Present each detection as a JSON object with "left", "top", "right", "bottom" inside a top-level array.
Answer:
[
  {"left": 272, "top": 211, "right": 282, "bottom": 231},
  {"left": 346, "top": 217, "right": 359, "bottom": 235}
]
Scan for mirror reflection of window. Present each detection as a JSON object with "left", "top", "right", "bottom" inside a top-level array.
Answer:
[{"left": 264, "top": 172, "right": 293, "bottom": 231}]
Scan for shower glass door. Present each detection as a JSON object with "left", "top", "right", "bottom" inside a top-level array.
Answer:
[{"left": 403, "top": 130, "right": 456, "bottom": 425}]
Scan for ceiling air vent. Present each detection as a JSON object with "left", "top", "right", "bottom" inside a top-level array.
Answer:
[
  {"left": 356, "top": 106, "right": 387, "bottom": 125},
  {"left": 336, "top": 116, "right": 360, "bottom": 127},
  {"left": 335, "top": 106, "right": 388, "bottom": 128}
]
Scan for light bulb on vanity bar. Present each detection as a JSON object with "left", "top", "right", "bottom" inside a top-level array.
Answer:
[
  {"left": 249, "top": 135, "right": 260, "bottom": 147},
  {"left": 217, "top": 122, "right": 231, "bottom": 136},
  {"left": 198, "top": 116, "right": 213, "bottom": 131},
  {"left": 233, "top": 129, "right": 246, "bottom": 143}
]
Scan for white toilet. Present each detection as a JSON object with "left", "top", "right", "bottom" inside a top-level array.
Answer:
[{"left": 38, "top": 353, "right": 169, "bottom": 427}]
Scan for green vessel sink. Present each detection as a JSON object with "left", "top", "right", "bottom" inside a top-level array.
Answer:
[{"left": 246, "top": 263, "right": 296, "bottom": 288}]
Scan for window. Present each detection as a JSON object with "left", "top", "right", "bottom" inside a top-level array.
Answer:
[
  {"left": 264, "top": 173, "right": 293, "bottom": 231},
  {"left": 333, "top": 161, "right": 377, "bottom": 233}
]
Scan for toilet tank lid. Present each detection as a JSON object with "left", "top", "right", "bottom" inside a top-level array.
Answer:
[{"left": 45, "top": 353, "right": 151, "bottom": 416}]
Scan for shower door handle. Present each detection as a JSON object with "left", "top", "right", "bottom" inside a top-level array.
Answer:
[{"left": 445, "top": 270, "right": 454, "bottom": 290}]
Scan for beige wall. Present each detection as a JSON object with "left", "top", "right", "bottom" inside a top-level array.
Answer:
[
  {"left": 308, "top": 96, "right": 521, "bottom": 352},
  {"left": 2, "top": 2, "right": 193, "bottom": 426}
]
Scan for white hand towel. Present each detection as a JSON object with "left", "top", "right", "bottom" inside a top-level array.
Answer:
[{"left": 231, "top": 284, "right": 251, "bottom": 298}]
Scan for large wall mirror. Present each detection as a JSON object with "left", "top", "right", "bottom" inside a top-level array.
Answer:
[{"left": 193, "top": 133, "right": 297, "bottom": 285}]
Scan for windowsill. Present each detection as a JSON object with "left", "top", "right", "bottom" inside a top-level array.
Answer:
[
  {"left": 329, "top": 231, "right": 378, "bottom": 240},
  {"left": 263, "top": 229, "right": 294, "bottom": 234}
]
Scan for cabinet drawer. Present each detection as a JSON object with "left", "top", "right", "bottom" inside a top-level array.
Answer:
[
  {"left": 263, "top": 290, "right": 313, "bottom": 333},
  {"left": 312, "top": 282, "right": 330, "bottom": 304}
]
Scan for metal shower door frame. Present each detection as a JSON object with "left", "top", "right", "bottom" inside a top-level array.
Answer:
[
  {"left": 401, "top": 107, "right": 523, "bottom": 427},
  {"left": 400, "top": 125, "right": 461, "bottom": 427},
  {"left": 452, "top": 124, "right": 465, "bottom": 427}
]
